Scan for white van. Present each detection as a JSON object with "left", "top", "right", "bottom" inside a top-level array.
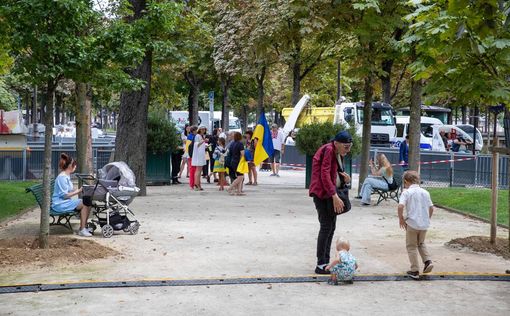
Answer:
[
  {"left": 393, "top": 116, "right": 443, "bottom": 150},
  {"left": 168, "top": 111, "right": 241, "bottom": 132}
]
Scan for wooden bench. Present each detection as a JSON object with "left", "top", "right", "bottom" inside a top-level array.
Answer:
[
  {"left": 372, "top": 176, "right": 402, "bottom": 206},
  {"left": 26, "top": 180, "right": 78, "bottom": 231}
]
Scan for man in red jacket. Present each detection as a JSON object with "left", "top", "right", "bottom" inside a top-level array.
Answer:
[{"left": 309, "top": 130, "right": 352, "bottom": 274}]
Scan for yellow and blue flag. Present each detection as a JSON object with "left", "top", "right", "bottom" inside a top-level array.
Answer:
[{"left": 252, "top": 110, "right": 274, "bottom": 165}]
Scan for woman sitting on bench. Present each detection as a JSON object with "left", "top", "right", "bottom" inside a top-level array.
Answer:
[
  {"left": 52, "top": 153, "right": 91, "bottom": 237},
  {"left": 359, "top": 153, "right": 394, "bottom": 206}
]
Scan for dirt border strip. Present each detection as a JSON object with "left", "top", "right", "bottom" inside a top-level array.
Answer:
[{"left": 435, "top": 204, "right": 509, "bottom": 229}]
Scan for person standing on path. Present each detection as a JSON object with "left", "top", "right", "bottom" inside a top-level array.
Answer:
[
  {"left": 187, "top": 126, "right": 198, "bottom": 190},
  {"left": 192, "top": 126, "right": 207, "bottom": 191},
  {"left": 270, "top": 124, "right": 285, "bottom": 177},
  {"left": 399, "top": 134, "right": 409, "bottom": 171},
  {"left": 398, "top": 170, "right": 434, "bottom": 280},
  {"left": 171, "top": 129, "right": 184, "bottom": 185},
  {"left": 309, "top": 131, "right": 352, "bottom": 274}
]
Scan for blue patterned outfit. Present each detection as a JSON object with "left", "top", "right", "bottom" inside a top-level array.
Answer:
[
  {"left": 51, "top": 173, "right": 81, "bottom": 214},
  {"left": 331, "top": 250, "right": 357, "bottom": 281}
]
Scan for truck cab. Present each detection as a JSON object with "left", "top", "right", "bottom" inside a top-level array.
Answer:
[{"left": 334, "top": 102, "right": 396, "bottom": 146}]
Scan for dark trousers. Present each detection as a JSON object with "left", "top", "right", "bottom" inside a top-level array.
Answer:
[
  {"left": 313, "top": 196, "right": 337, "bottom": 266},
  {"left": 171, "top": 151, "right": 183, "bottom": 180}
]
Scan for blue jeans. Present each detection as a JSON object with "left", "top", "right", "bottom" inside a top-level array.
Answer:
[{"left": 361, "top": 177, "right": 388, "bottom": 204}]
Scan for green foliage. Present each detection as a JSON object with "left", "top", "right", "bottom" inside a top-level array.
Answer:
[
  {"left": 295, "top": 121, "right": 360, "bottom": 157},
  {"left": 404, "top": 0, "right": 510, "bottom": 106},
  {"left": 147, "top": 112, "right": 180, "bottom": 154},
  {"left": 1, "top": 0, "right": 99, "bottom": 86},
  {"left": 0, "top": 77, "right": 16, "bottom": 110}
]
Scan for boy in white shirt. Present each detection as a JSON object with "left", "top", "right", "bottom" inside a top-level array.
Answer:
[{"left": 398, "top": 170, "right": 434, "bottom": 280}]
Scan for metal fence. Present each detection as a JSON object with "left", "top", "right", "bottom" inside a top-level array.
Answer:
[
  {"left": 0, "top": 144, "right": 115, "bottom": 181},
  {"left": 352, "top": 148, "right": 509, "bottom": 189}
]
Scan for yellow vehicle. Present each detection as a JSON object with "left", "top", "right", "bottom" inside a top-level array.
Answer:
[{"left": 282, "top": 106, "right": 335, "bottom": 127}]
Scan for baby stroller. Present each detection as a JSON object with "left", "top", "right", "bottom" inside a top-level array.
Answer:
[{"left": 78, "top": 161, "right": 141, "bottom": 238}]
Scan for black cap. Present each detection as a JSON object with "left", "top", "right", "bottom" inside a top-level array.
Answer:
[{"left": 333, "top": 131, "right": 352, "bottom": 143}]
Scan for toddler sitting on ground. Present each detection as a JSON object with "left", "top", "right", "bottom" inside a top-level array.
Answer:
[{"left": 326, "top": 239, "right": 358, "bottom": 285}]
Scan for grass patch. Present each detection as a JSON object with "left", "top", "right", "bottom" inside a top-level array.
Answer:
[
  {"left": 427, "top": 187, "right": 509, "bottom": 226},
  {"left": 0, "top": 181, "right": 39, "bottom": 221}
]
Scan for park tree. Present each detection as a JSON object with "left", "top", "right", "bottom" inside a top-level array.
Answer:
[
  {"left": 114, "top": 0, "right": 181, "bottom": 196},
  {"left": 0, "top": 0, "right": 104, "bottom": 248},
  {"left": 334, "top": 0, "right": 409, "bottom": 193},
  {"left": 177, "top": 2, "right": 215, "bottom": 126},
  {"left": 406, "top": 0, "right": 510, "bottom": 244},
  {"left": 212, "top": 1, "right": 245, "bottom": 130},
  {"left": 253, "top": 0, "right": 341, "bottom": 109}
]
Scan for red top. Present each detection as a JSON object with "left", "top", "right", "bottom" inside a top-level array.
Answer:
[{"left": 309, "top": 142, "right": 338, "bottom": 200}]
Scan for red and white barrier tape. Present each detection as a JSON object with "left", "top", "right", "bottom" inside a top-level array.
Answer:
[{"left": 282, "top": 157, "right": 476, "bottom": 169}]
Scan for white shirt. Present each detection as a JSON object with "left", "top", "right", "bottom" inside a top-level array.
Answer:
[
  {"left": 399, "top": 184, "right": 433, "bottom": 230},
  {"left": 271, "top": 129, "right": 285, "bottom": 151}
]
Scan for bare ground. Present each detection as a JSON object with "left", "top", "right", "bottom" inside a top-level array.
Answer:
[
  {"left": 447, "top": 236, "right": 510, "bottom": 260},
  {"left": 0, "top": 235, "right": 118, "bottom": 271}
]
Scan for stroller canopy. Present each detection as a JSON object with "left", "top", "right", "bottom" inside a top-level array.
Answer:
[{"left": 99, "top": 162, "right": 137, "bottom": 187}]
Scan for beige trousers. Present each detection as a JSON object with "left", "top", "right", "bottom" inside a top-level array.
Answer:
[{"left": 406, "top": 226, "right": 431, "bottom": 272}]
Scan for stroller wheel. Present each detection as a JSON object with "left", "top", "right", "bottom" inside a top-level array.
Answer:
[
  {"left": 128, "top": 222, "right": 140, "bottom": 235},
  {"left": 102, "top": 224, "right": 114, "bottom": 238}
]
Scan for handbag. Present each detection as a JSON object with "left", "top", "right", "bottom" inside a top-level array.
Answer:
[
  {"left": 319, "top": 143, "right": 352, "bottom": 215},
  {"left": 383, "top": 176, "right": 398, "bottom": 191}
]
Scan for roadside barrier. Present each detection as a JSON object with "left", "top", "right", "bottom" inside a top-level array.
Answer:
[
  {"left": 1, "top": 273, "right": 508, "bottom": 294},
  {"left": 281, "top": 157, "right": 476, "bottom": 169}
]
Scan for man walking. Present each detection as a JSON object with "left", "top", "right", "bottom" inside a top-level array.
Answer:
[
  {"left": 270, "top": 124, "right": 285, "bottom": 177},
  {"left": 309, "top": 131, "right": 352, "bottom": 274}
]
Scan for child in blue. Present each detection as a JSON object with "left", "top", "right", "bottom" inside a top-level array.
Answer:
[{"left": 326, "top": 239, "right": 358, "bottom": 285}]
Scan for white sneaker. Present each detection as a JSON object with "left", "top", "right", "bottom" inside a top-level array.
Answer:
[{"left": 78, "top": 228, "right": 92, "bottom": 237}]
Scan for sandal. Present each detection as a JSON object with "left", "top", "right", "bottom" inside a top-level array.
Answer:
[{"left": 246, "top": 182, "right": 253, "bottom": 185}]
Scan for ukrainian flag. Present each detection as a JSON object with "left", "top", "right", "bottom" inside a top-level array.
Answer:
[
  {"left": 236, "top": 111, "right": 274, "bottom": 174},
  {"left": 252, "top": 111, "right": 274, "bottom": 165}
]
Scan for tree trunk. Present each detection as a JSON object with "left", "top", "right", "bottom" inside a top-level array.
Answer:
[
  {"left": 185, "top": 71, "right": 201, "bottom": 126},
  {"left": 40, "top": 91, "right": 45, "bottom": 125},
  {"left": 115, "top": 49, "right": 152, "bottom": 196},
  {"left": 408, "top": 78, "right": 422, "bottom": 172},
  {"left": 336, "top": 60, "right": 342, "bottom": 102},
  {"left": 461, "top": 105, "right": 467, "bottom": 124},
  {"left": 291, "top": 61, "right": 301, "bottom": 107},
  {"left": 32, "top": 86, "right": 38, "bottom": 135},
  {"left": 39, "top": 81, "right": 56, "bottom": 249},
  {"left": 256, "top": 66, "right": 266, "bottom": 124},
  {"left": 381, "top": 59, "right": 393, "bottom": 104},
  {"left": 241, "top": 104, "right": 248, "bottom": 132},
  {"left": 75, "top": 82, "right": 93, "bottom": 175},
  {"left": 55, "top": 93, "right": 62, "bottom": 126},
  {"left": 357, "top": 74, "right": 374, "bottom": 195},
  {"left": 221, "top": 77, "right": 231, "bottom": 131},
  {"left": 25, "top": 91, "right": 30, "bottom": 125}
]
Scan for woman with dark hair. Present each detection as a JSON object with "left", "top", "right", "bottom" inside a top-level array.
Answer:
[
  {"left": 52, "top": 153, "right": 91, "bottom": 237},
  {"left": 227, "top": 131, "right": 245, "bottom": 195}
]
